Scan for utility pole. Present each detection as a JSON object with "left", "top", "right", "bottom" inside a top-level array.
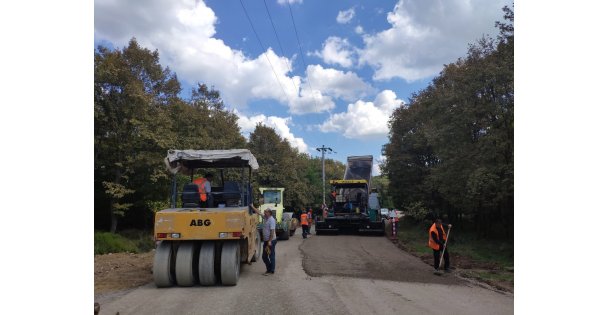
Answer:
[{"left": 316, "top": 145, "right": 334, "bottom": 205}]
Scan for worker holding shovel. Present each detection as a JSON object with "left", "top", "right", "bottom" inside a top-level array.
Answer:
[{"left": 428, "top": 215, "right": 452, "bottom": 275}]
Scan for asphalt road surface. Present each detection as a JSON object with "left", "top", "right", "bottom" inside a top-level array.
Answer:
[{"left": 96, "top": 226, "right": 513, "bottom": 315}]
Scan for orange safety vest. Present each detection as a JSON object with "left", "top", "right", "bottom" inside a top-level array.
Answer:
[
  {"left": 428, "top": 223, "right": 447, "bottom": 250},
  {"left": 300, "top": 213, "right": 309, "bottom": 226},
  {"left": 193, "top": 178, "right": 208, "bottom": 202}
]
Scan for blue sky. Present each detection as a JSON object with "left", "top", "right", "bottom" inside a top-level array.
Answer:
[{"left": 94, "top": 0, "right": 509, "bottom": 174}]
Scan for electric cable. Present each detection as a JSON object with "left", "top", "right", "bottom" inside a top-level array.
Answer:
[
  {"left": 262, "top": 0, "right": 299, "bottom": 94},
  {"left": 239, "top": 0, "right": 290, "bottom": 102},
  {"left": 287, "top": 1, "right": 322, "bottom": 110}
]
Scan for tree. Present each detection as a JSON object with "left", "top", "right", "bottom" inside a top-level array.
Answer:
[
  {"left": 95, "top": 38, "right": 180, "bottom": 232},
  {"left": 383, "top": 5, "right": 513, "bottom": 238},
  {"left": 246, "top": 125, "right": 345, "bottom": 209},
  {"left": 95, "top": 39, "right": 247, "bottom": 232},
  {"left": 247, "top": 125, "right": 303, "bottom": 206}
]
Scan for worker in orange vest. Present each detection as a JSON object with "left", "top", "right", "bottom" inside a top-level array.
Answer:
[
  {"left": 300, "top": 211, "right": 309, "bottom": 239},
  {"left": 193, "top": 173, "right": 214, "bottom": 207},
  {"left": 428, "top": 214, "right": 452, "bottom": 273}
]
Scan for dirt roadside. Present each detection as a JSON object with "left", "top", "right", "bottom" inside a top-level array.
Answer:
[{"left": 94, "top": 251, "right": 154, "bottom": 297}]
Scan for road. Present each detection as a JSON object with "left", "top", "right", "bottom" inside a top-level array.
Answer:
[{"left": 96, "top": 226, "right": 513, "bottom": 315}]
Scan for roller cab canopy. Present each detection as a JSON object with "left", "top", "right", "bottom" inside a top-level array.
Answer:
[{"left": 165, "top": 149, "right": 259, "bottom": 174}]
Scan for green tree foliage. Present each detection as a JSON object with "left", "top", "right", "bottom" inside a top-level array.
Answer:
[
  {"left": 95, "top": 39, "right": 181, "bottom": 232},
  {"left": 372, "top": 175, "right": 394, "bottom": 209},
  {"left": 247, "top": 125, "right": 345, "bottom": 210},
  {"left": 95, "top": 38, "right": 246, "bottom": 232},
  {"left": 95, "top": 38, "right": 345, "bottom": 232},
  {"left": 383, "top": 6, "right": 513, "bottom": 238}
]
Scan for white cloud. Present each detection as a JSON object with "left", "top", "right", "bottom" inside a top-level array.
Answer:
[
  {"left": 311, "top": 36, "right": 355, "bottom": 68},
  {"left": 319, "top": 90, "right": 403, "bottom": 139},
  {"left": 236, "top": 111, "right": 309, "bottom": 153},
  {"left": 94, "top": 0, "right": 334, "bottom": 115},
  {"left": 306, "top": 64, "right": 374, "bottom": 102},
  {"left": 354, "top": 25, "right": 364, "bottom": 35},
  {"left": 337, "top": 7, "right": 356, "bottom": 24},
  {"left": 359, "top": 0, "right": 508, "bottom": 81},
  {"left": 288, "top": 87, "right": 335, "bottom": 115},
  {"left": 277, "top": 0, "right": 303, "bottom": 5}
]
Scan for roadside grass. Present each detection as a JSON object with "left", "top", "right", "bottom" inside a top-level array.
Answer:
[
  {"left": 394, "top": 221, "right": 513, "bottom": 291},
  {"left": 94, "top": 229, "right": 154, "bottom": 255}
]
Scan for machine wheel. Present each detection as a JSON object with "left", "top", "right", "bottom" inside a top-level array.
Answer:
[
  {"left": 198, "top": 242, "right": 216, "bottom": 286},
  {"left": 153, "top": 241, "right": 175, "bottom": 287},
  {"left": 175, "top": 241, "right": 198, "bottom": 287},
  {"left": 251, "top": 232, "right": 261, "bottom": 262},
  {"left": 280, "top": 228, "right": 290, "bottom": 240},
  {"left": 220, "top": 241, "right": 241, "bottom": 286}
]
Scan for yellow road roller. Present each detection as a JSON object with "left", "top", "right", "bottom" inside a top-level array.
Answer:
[{"left": 153, "top": 149, "right": 261, "bottom": 287}]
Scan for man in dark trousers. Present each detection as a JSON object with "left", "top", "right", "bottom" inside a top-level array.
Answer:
[
  {"left": 428, "top": 215, "right": 452, "bottom": 274},
  {"left": 300, "top": 210, "right": 310, "bottom": 238},
  {"left": 250, "top": 204, "right": 277, "bottom": 275}
]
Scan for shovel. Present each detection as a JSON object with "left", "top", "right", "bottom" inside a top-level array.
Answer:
[{"left": 438, "top": 225, "right": 452, "bottom": 272}]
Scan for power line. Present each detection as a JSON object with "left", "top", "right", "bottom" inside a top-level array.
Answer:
[
  {"left": 239, "top": 0, "right": 289, "bottom": 102},
  {"left": 261, "top": 0, "right": 299, "bottom": 94},
  {"left": 287, "top": 1, "right": 321, "bottom": 110}
]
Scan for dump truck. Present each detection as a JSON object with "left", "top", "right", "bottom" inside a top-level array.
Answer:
[
  {"left": 257, "top": 187, "right": 293, "bottom": 240},
  {"left": 153, "top": 149, "right": 261, "bottom": 287},
  {"left": 315, "top": 155, "right": 385, "bottom": 235}
]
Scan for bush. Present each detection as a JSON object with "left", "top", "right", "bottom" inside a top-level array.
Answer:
[
  {"left": 405, "top": 201, "right": 431, "bottom": 222},
  {"left": 121, "top": 229, "right": 155, "bottom": 252},
  {"left": 94, "top": 229, "right": 155, "bottom": 255}
]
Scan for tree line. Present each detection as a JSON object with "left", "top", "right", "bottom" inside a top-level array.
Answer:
[
  {"left": 94, "top": 39, "right": 344, "bottom": 233},
  {"left": 382, "top": 6, "right": 514, "bottom": 239}
]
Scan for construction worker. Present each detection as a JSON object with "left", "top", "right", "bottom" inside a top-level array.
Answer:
[
  {"left": 428, "top": 215, "right": 452, "bottom": 273},
  {"left": 250, "top": 204, "right": 277, "bottom": 275},
  {"left": 300, "top": 211, "right": 309, "bottom": 239},
  {"left": 193, "top": 173, "right": 214, "bottom": 207}
]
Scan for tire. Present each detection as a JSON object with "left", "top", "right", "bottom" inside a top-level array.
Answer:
[
  {"left": 220, "top": 241, "right": 240, "bottom": 286},
  {"left": 283, "top": 229, "right": 290, "bottom": 240},
  {"left": 198, "top": 242, "right": 216, "bottom": 286},
  {"left": 251, "top": 232, "right": 261, "bottom": 262},
  {"left": 278, "top": 228, "right": 290, "bottom": 240},
  {"left": 175, "top": 241, "right": 198, "bottom": 287},
  {"left": 153, "top": 241, "right": 176, "bottom": 287}
]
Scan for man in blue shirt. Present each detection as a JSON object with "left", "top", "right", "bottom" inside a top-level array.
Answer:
[{"left": 251, "top": 204, "right": 277, "bottom": 275}]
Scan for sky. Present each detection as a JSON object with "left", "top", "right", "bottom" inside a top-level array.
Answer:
[
  {"left": 6, "top": 1, "right": 608, "bottom": 311},
  {"left": 94, "top": 0, "right": 509, "bottom": 175}
]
